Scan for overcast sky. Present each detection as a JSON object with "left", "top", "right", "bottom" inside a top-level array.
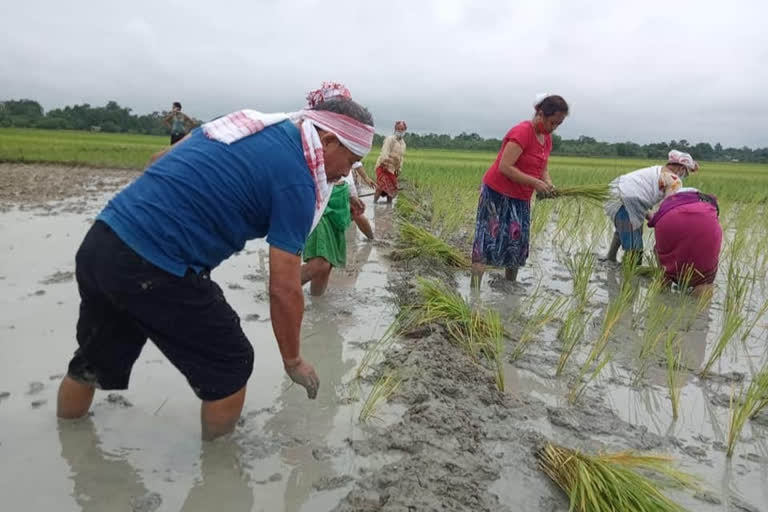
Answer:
[{"left": 2, "top": 0, "right": 767, "bottom": 147}]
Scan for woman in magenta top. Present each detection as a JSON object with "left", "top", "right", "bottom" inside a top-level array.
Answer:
[
  {"left": 648, "top": 189, "right": 722, "bottom": 298},
  {"left": 471, "top": 95, "right": 569, "bottom": 287}
]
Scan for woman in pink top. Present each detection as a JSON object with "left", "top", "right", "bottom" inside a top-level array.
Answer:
[{"left": 471, "top": 95, "right": 569, "bottom": 287}]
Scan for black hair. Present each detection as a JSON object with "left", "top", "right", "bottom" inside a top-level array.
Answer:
[
  {"left": 312, "top": 97, "right": 374, "bottom": 127},
  {"left": 173, "top": 102, "right": 182, "bottom": 110},
  {"left": 535, "top": 95, "right": 569, "bottom": 117}
]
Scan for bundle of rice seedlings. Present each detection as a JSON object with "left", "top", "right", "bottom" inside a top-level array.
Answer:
[
  {"left": 394, "top": 192, "right": 430, "bottom": 222},
  {"left": 726, "top": 369, "right": 768, "bottom": 457},
  {"left": 510, "top": 295, "right": 568, "bottom": 361},
  {"left": 633, "top": 303, "right": 670, "bottom": 386},
  {"left": 564, "top": 251, "right": 596, "bottom": 308},
  {"left": 413, "top": 278, "right": 500, "bottom": 363},
  {"left": 539, "top": 184, "right": 611, "bottom": 203},
  {"left": 354, "top": 310, "right": 414, "bottom": 380},
  {"left": 700, "top": 268, "right": 750, "bottom": 377},
  {"left": 484, "top": 309, "right": 506, "bottom": 392},
  {"left": 664, "top": 332, "right": 684, "bottom": 420},
  {"left": 538, "top": 443, "right": 699, "bottom": 512},
  {"left": 570, "top": 282, "right": 634, "bottom": 403},
  {"left": 358, "top": 370, "right": 402, "bottom": 423},
  {"left": 556, "top": 305, "right": 591, "bottom": 377},
  {"left": 392, "top": 222, "right": 470, "bottom": 268}
]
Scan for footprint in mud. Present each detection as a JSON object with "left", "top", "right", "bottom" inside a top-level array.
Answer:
[
  {"left": 0, "top": 391, "right": 10, "bottom": 402},
  {"left": 253, "top": 473, "right": 283, "bottom": 485},
  {"left": 244, "top": 313, "right": 261, "bottom": 322},
  {"left": 312, "top": 474, "right": 354, "bottom": 491},
  {"left": 130, "top": 492, "right": 162, "bottom": 512},
  {"left": 29, "top": 290, "right": 46, "bottom": 297},
  {"left": 31, "top": 399, "right": 47, "bottom": 408},
  {"left": 228, "top": 283, "right": 245, "bottom": 290},
  {"left": 40, "top": 271, "right": 75, "bottom": 285},
  {"left": 49, "top": 373, "right": 64, "bottom": 381},
  {"left": 243, "top": 273, "right": 265, "bottom": 282},
  {"left": 27, "top": 381, "right": 44, "bottom": 395},
  {"left": 105, "top": 393, "right": 133, "bottom": 408}
]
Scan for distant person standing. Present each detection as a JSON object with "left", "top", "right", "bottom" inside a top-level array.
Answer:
[
  {"left": 163, "top": 102, "right": 194, "bottom": 145},
  {"left": 374, "top": 121, "right": 407, "bottom": 203}
]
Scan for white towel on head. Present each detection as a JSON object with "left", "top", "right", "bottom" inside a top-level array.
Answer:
[{"left": 534, "top": 92, "right": 551, "bottom": 107}]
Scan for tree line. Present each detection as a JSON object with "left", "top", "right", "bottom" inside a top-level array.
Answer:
[
  {"left": 2, "top": 99, "right": 766, "bottom": 163},
  {"left": 0, "top": 99, "right": 201, "bottom": 136}
]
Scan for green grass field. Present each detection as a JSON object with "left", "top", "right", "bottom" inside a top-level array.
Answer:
[{"left": 1, "top": 127, "right": 766, "bottom": 203}]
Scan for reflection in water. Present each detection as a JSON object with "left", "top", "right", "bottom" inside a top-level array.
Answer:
[
  {"left": 58, "top": 418, "right": 255, "bottom": 512},
  {"left": 179, "top": 439, "right": 254, "bottom": 512},
  {"left": 372, "top": 203, "right": 394, "bottom": 240},
  {"left": 330, "top": 230, "right": 374, "bottom": 289},
  {"left": 263, "top": 301, "right": 355, "bottom": 512},
  {"left": 58, "top": 418, "right": 150, "bottom": 512}
]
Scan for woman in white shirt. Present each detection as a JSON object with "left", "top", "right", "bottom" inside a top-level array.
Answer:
[{"left": 603, "top": 150, "right": 698, "bottom": 264}]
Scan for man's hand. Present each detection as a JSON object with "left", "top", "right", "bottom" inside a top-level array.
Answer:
[{"left": 284, "top": 357, "right": 319, "bottom": 399}]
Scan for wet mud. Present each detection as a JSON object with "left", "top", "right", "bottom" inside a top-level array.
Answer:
[{"left": 1, "top": 164, "right": 766, "bottom": 511}]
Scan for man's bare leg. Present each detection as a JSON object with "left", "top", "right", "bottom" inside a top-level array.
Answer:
[
  {"left": 201, "top": 386, "right": 246, "bottom": 441},
  {"left": 57, "top": 376, "right": 95, "bottom": 419}
]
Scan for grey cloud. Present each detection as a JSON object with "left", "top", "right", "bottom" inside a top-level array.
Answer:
[{"left": 1, "top": 0, "right": 766, "bottom": 147}]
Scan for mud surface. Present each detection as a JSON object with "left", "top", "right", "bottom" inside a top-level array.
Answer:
[{"left": 1, "top": 164, "right": 766, "bottom": 511}]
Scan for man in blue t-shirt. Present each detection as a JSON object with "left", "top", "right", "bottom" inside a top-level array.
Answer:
[{"left": 57, "top": 98, "right": 374, "bottom": 440}]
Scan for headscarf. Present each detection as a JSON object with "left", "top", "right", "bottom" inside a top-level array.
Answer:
[
  {"left": 306, "top": 81, "right": 351, "bottom": 108},
  {"left": 201, "top": 82, "right": 374, "bottom": 231},
  {"left": 667, "top": 150, "right": 698, "bottom": 173}
]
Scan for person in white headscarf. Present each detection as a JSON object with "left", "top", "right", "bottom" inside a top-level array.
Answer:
[{"left": 602, "top": 150, "right": 699, "bottom": 264}]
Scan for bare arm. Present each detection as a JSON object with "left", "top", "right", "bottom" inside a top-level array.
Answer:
[
  {"left": 269, "top": 245, "right": 319, "bottom": 398},
  {"left": 541, "top": 166, "right": 553, "bottom": 186},
  {"left": 356, "top": 165, "right": 376, "bottom": 188},
  {"left": 162, "top": 113, "right": 173, "bottom": 128},
  {"left": 269, "top": 246, "right": 303, "bottom": 362},
  {"left": 498, "top": 142, "right": 552, "bottom": 193}
]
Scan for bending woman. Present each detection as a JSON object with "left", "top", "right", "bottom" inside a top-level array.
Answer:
[
  {"left": 648, "top": 189, "right": 722, "bottom": 298},
  {"left": 603, "top": 150, "right": 698, "bottom": 264},
  {"left": 471, "top": 94, "right": 569, "bottom": 287}
]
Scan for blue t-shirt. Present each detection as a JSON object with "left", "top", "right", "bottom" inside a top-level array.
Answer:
[{"left": 98, "top": 121, "right": 316, "bottom": 277}]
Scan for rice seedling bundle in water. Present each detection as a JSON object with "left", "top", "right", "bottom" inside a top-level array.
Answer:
[
  {"left": 556, "top": 305, "right": 591, "bottom": 377},
  {"left": 393, "top": 222, "right": 470, "bottom": 268},
  {"left": 570, "top": 282, "right": 634, "bottom": 403},
  {"left": 726, "top": 369, "right": 768, "bottom": 457},
  {"left": 359, "top": 371, "right": 402, "bottom": 423},
  {"left": 537, "top": 443, "right": 699, "bottom": 512},
  {"left": 510, "top": 295, "right": 568, "bottom": 361},
  {"left": 413, "top": 278, "right": 501, "bottom": 364}
]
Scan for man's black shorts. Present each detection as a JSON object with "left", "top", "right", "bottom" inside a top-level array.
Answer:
[
  {"left": 170, "top": 132, "right": 186, "bottom": 145},
  {"left": 67, "top": 221, "right": 254, "bottom": 401}
]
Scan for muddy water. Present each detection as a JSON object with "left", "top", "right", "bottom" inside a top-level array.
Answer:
[
  {"left": 0, "top": 191, "right": 399, "bottom": 511},
  {"left": 462, "top": 237, "right": 768, "bottom": 511}
]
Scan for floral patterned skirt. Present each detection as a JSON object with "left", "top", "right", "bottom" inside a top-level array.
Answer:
[{"left": 471, "top": 185, "right": 531, "bottom": 268}]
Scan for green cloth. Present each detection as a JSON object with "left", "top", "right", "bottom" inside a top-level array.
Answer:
[{"left": 303, "top": 183, "right": 351, "bottom": 267}]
